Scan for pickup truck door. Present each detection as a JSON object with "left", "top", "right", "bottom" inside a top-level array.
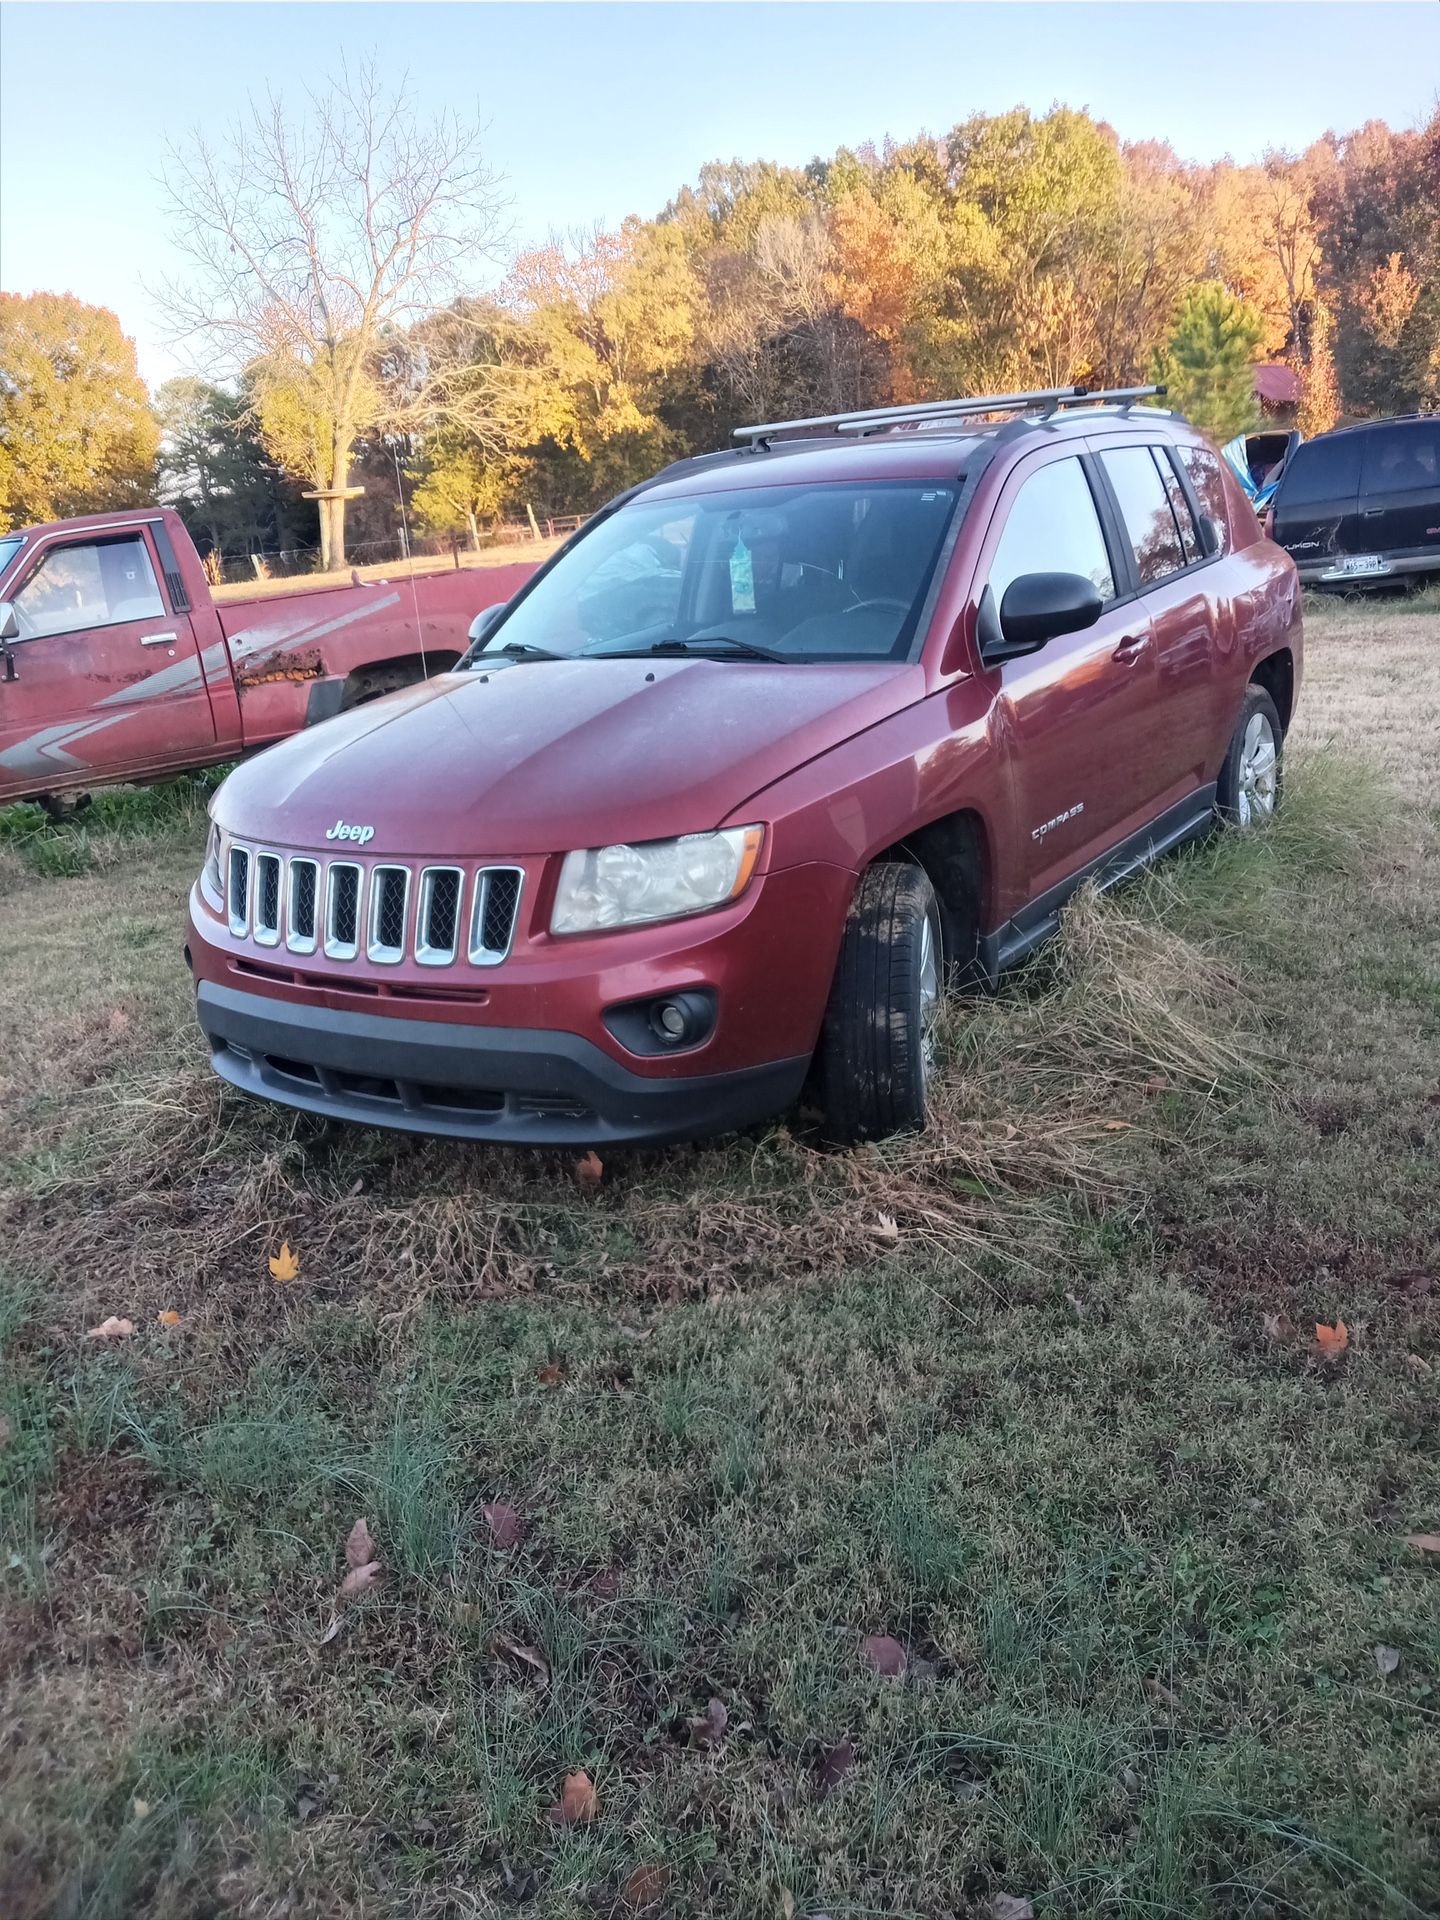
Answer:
[
  {"left": 0, "top": 522, "right": 215, "bottom": 800},
  {"left": 973, "top": 446, "right": 1157, "bottom": 907}
]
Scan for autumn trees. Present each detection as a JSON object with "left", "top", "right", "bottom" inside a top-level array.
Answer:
[
  {"left": 157, "top": 60, "right": 505, "bottom": 569},
  {"left": 0, "top": 293, "right": 158, "bottom": 526}
]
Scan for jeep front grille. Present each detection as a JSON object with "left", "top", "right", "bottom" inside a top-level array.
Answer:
[{"left": 222, "top": 845, "right": 524, "bottom": 970}]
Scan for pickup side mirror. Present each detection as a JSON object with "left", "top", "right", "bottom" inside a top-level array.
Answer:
[{"left": 978, "top": 571, "right": 1103, "bottom": 665}]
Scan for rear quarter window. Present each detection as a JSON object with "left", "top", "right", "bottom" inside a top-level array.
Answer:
[
  {"left": 1276, "top": 434, "right": 1364, "bottom": 507},
  {"left": 1175, "top": 445, "right": 1232, "bottom": 556},
  {"left": 1360, "top": 422, "right": 1440, "bottom": 496}
]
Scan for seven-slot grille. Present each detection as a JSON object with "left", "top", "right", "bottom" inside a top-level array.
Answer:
[{"left": 222, "top": 846, "right": 523, "bottom": 968}]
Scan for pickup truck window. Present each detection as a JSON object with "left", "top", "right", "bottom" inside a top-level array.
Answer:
[
  {"left": 1100, "top": 446, "right": 1187, "bottom": 587},
  {"left": 11, "top": 535, "right": 165, "bottom": 640},
  {"left": 989, "top": 457, "right": 1115, "bottom": 606},
  {"left": 484, "top": 481, "right": 958, "bottom": 663}
]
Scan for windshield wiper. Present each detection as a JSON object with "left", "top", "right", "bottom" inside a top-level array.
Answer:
[
  {"left": 484, "top": 641, "right": 564, "bottom": 662},
  {"left": 591, "top": 636, "right": 788, "bottom": 663}
]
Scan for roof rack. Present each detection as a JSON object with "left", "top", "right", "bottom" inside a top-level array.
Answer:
[{"left": 733, "top": 385, "right": 1167, "bottom": 446}]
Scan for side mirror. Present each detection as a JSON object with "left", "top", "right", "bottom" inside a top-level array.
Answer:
[
  {"left": 0, "top": 601, "right": 17, "bottom": 643},
  {"left": 467, "top": 603, "right": 506, "bottom": 646},
  {"left": 979, "top": 571, "right": 1102, "bottom": 665}
]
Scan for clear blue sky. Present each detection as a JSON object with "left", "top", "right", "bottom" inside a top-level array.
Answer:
[{"left": 2, "top": 2, "right": 1436, "bottom": 390}]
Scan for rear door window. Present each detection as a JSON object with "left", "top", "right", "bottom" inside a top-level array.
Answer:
[
  {"left": 988, "top": 457, "right": 1116, "bottom": 608},
  {"left": 1100, "top": 446, "right": 1186, "bottom": 587},
  {"left": 1360, "top": 422, "right": 1440, "bottom": 496},
  {"left": 1177, "top": 446, "right": 1232, "bottom": 555},
  {"left": 1278, "top": 434, "right": 1363, "bottom": 507},
  {"left": 1158, "top": 450, "right": 1202, "bottom": 563}
]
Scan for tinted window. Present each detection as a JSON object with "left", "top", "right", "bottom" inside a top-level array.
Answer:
[
  {"left": 1361, "top": 422, "right": 1440, "bottom": 496},
  {"left": 1158, "top": 449, "right": 1201, "bottom": 563},
  {"left": 1101, "top": 446, "right": 1186, "bottom": 587},
  {"left": 1177, "top": 446, "right": 1232, "bottom": 555},
  {"left": 1278, "top": 434, "right": 1364, "bottom": 506},
  {"left": 989, "top": 457, "right": 1115, "bottom": 608},
  {"left": 11, "top": 536, "right": 164, "bottom": 640},
  {"left": 484, "top": 481, "right": 959, "bottom": 662}
]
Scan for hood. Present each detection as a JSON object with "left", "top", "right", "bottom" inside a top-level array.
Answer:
[{"left": 214, "top": 656, "right": 924, "bottom": 858}]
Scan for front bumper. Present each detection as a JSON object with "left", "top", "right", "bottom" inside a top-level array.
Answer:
[{"left": 196, "top": 979, "right": 810, "bottom": 1146}]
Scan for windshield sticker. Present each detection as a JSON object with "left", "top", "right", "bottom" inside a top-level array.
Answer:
[{"left": 730, "top": 535, "right": 755, "bottom": 613}]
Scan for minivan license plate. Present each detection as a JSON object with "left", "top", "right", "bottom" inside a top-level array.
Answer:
[{"left": 1338, "top": 554, "right": 1387, "bottom": 576}]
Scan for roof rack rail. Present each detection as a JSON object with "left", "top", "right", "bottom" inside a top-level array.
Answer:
[{"left": 732, "top": 385, "right": 1167, "bottom": 445}]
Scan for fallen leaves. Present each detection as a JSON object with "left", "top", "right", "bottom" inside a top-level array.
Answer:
[
  {"left": 549, "top": 1769, "right": 599, "bottom": 1824},
  {"left": 87, "top": 1316, "right": 136, "bottom": 1339},
  {"left": 492, "top": 1631, "right": 549, "bottom": 1685},
  {"left": 620, "top": 1865, "right": 671, "bottom": 1912},
  {"left": 156, "top": 1309, "right": 182, "bottom": 1328},
  {"left": 1313, "top": 1319, "right": 1350, "bottom": 1363},
  {"left": 1403, "top": 1532, "right": 1440, "bottom": 1556},
  {"left": 1261, "top": 1311, "right": 1297, "bottom": 1342},
  {"left": 986, "top": 1896, "right": 1036, "bottom": 1920},
  {"left": 574, "top": 1151, "right": 604, "bottom": 1191},
  {"left": 1144, "top": 1675, "right": 1181, "bottom": 1711},
  {"left": 483, "top": 1501, "right": 527, "bottom": 1550},
  {"left": 817, "top": 1739, "right": 855, "bottom": 1797},
  {"left": 268, "top": 1241, "right": 300, "bottom": 1283},
  {"left": 1374, "top": 1644, "right": 1401, "bottom": 1677},
  {"left": 872, "top": 1211, "right": 900, "bottom": 1243},
  {"left": 862, "top": 1633, "right": 907, "bottom": 1678},
  {"left": 536, "top": 1361, "right": 566, "bottom": 1386},
  {"left": 320, "top": 1517, "right": 383, "bottom": 1643},
  {"left": 687, "top": 1697, "right": 728, "bottom": 1749}
]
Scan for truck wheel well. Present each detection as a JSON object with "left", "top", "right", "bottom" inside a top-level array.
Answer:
[
  {"left": 341, "top": 652, "right": 461, "bottom": 709},
  {"left": 872, "top": 809, "right": 991, "bottom": 983},
  {"left": 1249, "top": 649, "right": 1294, "bottom": 732}
]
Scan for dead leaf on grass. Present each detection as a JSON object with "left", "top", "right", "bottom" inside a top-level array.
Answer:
[
  {"left": 1405, "top": 1354, "right": 1432, "bottom": 1374},
  {"left": 156, "top": 1309, "right": 182, "bottom": 1328},
  {"left": 862, "top": 1633, "right": 907, "bottom": 1678},
  {"left": 492, "top": 1631, "right": 549, "bottom": 1685},
  {"left": 817, "top": 1739, "right": 855, "bottom": 1796},
  {"left": 549, "top": 1769, "right": 598, "bottom": 1824},
  {"left": 130, "top": 1796, "right": 150, "bottom": 1821},
  {"left": 620, "top": 1865, "right": 671, "bottom": 1912},
  {"left": 1387, "top": 1270, "right": 1434, "bottom": 1299},
  {"left": 1142, "top": 1076, "right": 1170, "bottom": 1096},
  {"left": 872, "top": 1212, "right": 900, "bottom": 1243},
  {"left": 1404, "top": 1532, "right": 1440, "bottom": 1556},
  {"left": 1144, "top": 1675, "right": 1181, "bottom": 1711},
  {"left": 987, "top": 1896, "right": 1036, "bottom": 1920},
  {"left": 0, "top": 1414, "right": 10, "bottom": 1451},
  {"left": 484, "top": 1501, "right": 526, "bottom": 1549},
  {"left": 268, "top": 1241, "right": 300, "bottom": 1283},
  {"left": 536, "top": 1362, "right": 565, "bottom": 1386},
  {"left": 1261, "top": 1311, "right": 1297, "bottom": 1342},
  {"left": 87, "top": 1316, "right": 136, "bottom": 1339},
  {"left": 574, "top": 1150, "right": 604, "bottom": 1190},
  {"left": 1375, "top": 1644, "right": 1401, "bottom": 1677},
  {"left": 1313, "top": 1319, "right": 1350, "bottom": 1362},
  {"left": 1101, "top": 1120, "right": 1132, "bottom": 1132},
  {"left": 688, "top": 1697, "right": 728, "bottom": 1748}
]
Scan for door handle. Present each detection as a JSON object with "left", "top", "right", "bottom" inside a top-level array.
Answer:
[
  {"left": 1362, "top": 507, "right": 1385, "bottom": 518},
  {"left": 140, "top": 630, "right": 178, "bottom": 646},
  {"left": 1112, "top": 628, "right": 1150, "bottom": 659}
]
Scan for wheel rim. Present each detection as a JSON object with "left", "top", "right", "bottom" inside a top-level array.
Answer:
[
  {"left": 1237, "top": 712, "right": 1278, "bottom": 827},
  {"left": 918, "top": 906, "right": 941, "bottom": 1089}
]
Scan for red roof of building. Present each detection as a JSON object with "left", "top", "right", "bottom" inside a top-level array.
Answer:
[{"left": 1254, "top": 363, "right": 1302, "bottom": 406}]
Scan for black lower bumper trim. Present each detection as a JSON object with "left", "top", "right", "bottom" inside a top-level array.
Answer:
[{"left": 195, "top": 980, "right": 809, "bottom": 1146}]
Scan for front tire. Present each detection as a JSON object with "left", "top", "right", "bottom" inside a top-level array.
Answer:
[
  {"left": 815, "top": 862, "right": 943, "bottom": 1144},
  {"left": 1217, "top": 686, "right": 1283, "bottom": 828}
]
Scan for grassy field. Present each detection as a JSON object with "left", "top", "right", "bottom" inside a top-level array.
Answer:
[{"left": 1, "top": 593, "right": 1436, "bottom": 1920}]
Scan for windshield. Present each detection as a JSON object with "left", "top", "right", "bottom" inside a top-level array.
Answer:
[
  {"left": 0, "top": 537, "right": 23, "bottom": 582},
  {"left": 481, "top": 479, "right": 960, "bottom": 663}
]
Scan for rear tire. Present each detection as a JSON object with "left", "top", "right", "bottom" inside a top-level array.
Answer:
[
  {"left": 1217, "top": 686, "right": 1283, "bottom": 828},
  {"left": 814, "top": 862, "right": 943, "bottom": 1144}
]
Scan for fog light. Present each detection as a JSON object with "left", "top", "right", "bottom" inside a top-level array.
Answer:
[{"left": 656, "top": 1001, "right": 687, "bottom": 1040}]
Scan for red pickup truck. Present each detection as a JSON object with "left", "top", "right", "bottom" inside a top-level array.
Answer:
[
  {"left": 187, "top": 386, "right": 1301, "bottom": 1147},
  {"left": 0, "top": 506, "right": 538, "bottom": 807}
]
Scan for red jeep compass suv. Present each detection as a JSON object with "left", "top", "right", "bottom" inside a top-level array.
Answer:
[{"left": 187, "top": 385, "right": 1301, "bottom": 1145}]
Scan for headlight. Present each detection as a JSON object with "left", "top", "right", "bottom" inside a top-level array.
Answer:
[
  {"left": 200, "top": 823, "right": 225, "bottom": 911},
  {"left": 550, "top": 826, "right": 763, "bottom": 935}
]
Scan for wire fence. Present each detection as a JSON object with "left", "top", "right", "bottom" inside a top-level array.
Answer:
[{"left": 203, "top": 514, "right": 586, "bottom": 587}]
